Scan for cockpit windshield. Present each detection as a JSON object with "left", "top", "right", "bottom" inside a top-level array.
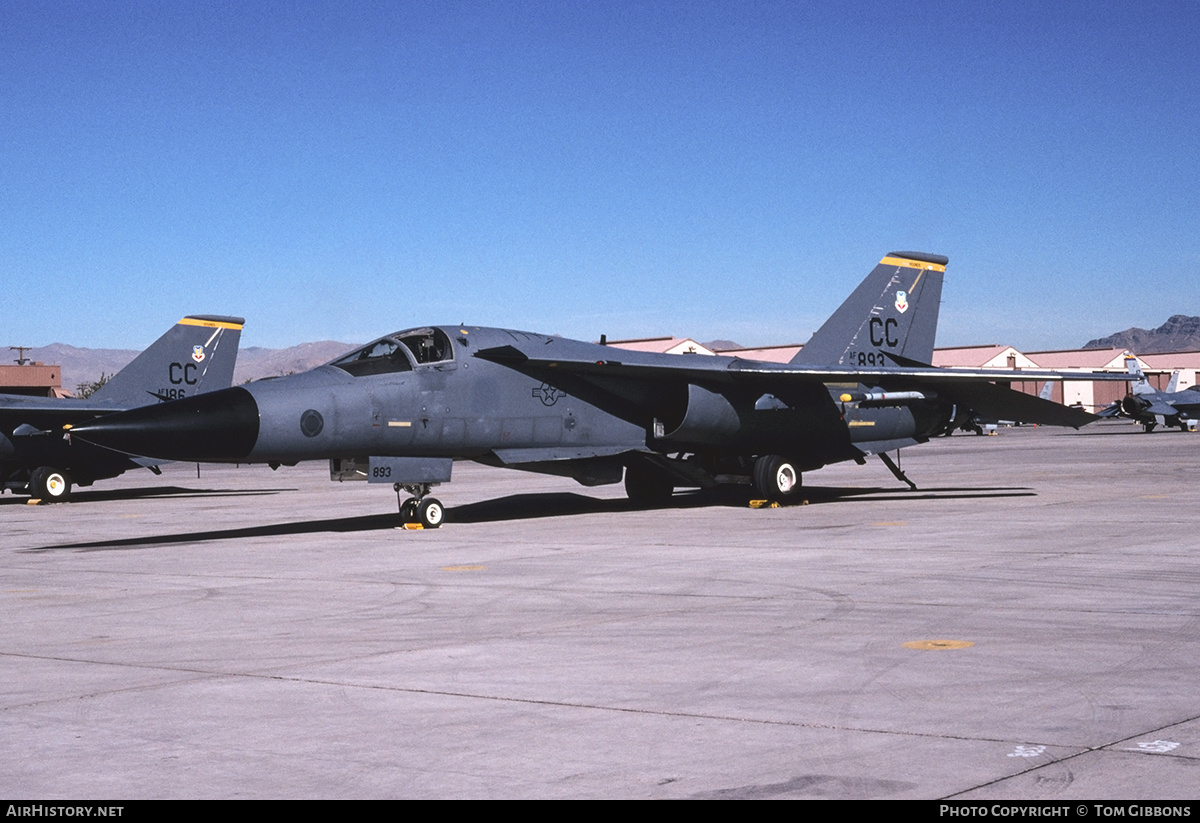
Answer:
[{"left": 330, "top": 328, "right": 453, "bottom": 377}]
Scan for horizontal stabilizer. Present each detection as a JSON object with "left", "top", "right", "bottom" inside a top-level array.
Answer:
[
  {"left": 943, "top": 382, "right": 1095, "bottom": 428},
  {"left": 1144, "top": 400, "right": 1179, "bottom": 416},
  {"left": 881, "top": 351, "right": 933, "bottom": 368}
]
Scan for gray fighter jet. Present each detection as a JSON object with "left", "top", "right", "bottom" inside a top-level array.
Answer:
[
  {"left": 1, "top": 316, "right": 243, "bottom": 501},
  {"left": 1098, "top": 355, "right": 1200, "bottom": 432},
  {"left": 69, "top": 253, "right": 1111, "bottom": 527}
]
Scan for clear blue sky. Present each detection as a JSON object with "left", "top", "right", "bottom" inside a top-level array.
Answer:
[{"left": 4, "top": 1, "right": 1198, "bottom": 351}]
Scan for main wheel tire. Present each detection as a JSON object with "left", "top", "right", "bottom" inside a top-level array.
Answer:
[
  {"left": 624, "top": 464, "right": 674, "bottom": 504},
  {"left": 753, "top": 455, "right": 800, "bottom": 500},
  {"left": 30, "top": 467, "right": 72, "bottom": 502},
  {"left": 418, "top": 498, "right": 444, "bottom": 528},
  {"left": 401, "top": 498, "right": 419, "bottom": 522},
  {"left": 26, "top": 468, "right": 44, "bottom": 497}
]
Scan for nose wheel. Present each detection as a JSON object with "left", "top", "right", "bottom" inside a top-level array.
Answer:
[{"left": 394, "top": 483, "right": 445, "bottom": 529}]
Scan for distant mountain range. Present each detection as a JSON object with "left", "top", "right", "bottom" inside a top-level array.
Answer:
[
  {"left": 1083, "top": 315, "right": 1200, "bottom": 353},
  {"left": 10, "top": 316, "right": 1200, "bottom": 395}
]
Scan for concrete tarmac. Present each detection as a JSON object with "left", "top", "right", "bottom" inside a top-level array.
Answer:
[{"left": 2, "top": 421, "right": 1199, "bottom": 799}]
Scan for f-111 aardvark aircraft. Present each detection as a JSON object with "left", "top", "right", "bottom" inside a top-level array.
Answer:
[{"left": 69, "top": 253, "right": 1114, "bottom": 526}]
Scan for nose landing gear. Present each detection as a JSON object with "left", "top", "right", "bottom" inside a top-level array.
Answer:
[{"left": 394, "top": 483, "right": 444, "bottom": 529}]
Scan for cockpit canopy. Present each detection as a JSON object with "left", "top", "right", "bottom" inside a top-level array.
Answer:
[{"left": 330, "top": 328, "right": 453, "bottom": 377}]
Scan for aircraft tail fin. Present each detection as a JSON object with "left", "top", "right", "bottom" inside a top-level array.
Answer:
[
  {"left": 1123, "top": 355, "right": 1155, "bottom": 396},
  {"left": 790, "top": 251, "right": 946, "bottom": 367},
  {"left": 91, "top": 316, "right": 244, "bottom": 407}
]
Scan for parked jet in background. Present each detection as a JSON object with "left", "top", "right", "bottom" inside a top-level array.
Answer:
[
  {"left": 1, "top": 316, "right": 243, "bottom": 501},
  {"left": 69, "top": 253, "right": 1115, "bottom": 527},
  {"left": 1098, "top": 355, "right": 1200, "bottom": 432}
]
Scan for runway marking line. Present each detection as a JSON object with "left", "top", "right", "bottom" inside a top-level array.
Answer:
[{"left": 902, "top": 639, "right": 974, "bottom": 650}]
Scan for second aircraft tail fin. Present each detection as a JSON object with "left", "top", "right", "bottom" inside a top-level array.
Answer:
[
  {"left": 1123, "top": 354, "right": 1155, "bottom": 396},
  {"left": 91, "top": 315, "right": 244, "bottom": 407}
]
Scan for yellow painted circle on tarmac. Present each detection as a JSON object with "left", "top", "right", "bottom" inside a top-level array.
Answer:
[{"left": 903, "top": 639, "right": 974, "bottom": 650}]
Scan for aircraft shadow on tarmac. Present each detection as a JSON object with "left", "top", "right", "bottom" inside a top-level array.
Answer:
[
  {"left": 450, "top": 483, "right": 1035, "bottom": 523},
  {"left": 0, "top": 485, "right": 291, "bottom": 506},
  {"left": 23, "top": 483, "right": 1034, "bottom": 553}
]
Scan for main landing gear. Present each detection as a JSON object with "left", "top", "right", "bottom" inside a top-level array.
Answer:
[
  {"left": 28, "top": 467, "right": 72, "bottom": 503},
  {"left": 748, "top": 451, "right": 918, "bottom": 504},
  {"left": 394, "top": 482, "right": 444, "bottom": 528},
  {"left": 752, "top": 454, "right": 801, "bottom": 501}
]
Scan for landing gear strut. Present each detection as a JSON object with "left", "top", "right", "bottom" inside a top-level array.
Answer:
[
  {"left": 394, "top": 482, "right": 444, "bottom": 528},
  {"left": 878, "top": 451, "right": 917, "bottom": 490}
]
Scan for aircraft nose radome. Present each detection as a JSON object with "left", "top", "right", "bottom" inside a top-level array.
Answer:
[{"left": 68, "top": 386, "right": 261, "bottom": 462}]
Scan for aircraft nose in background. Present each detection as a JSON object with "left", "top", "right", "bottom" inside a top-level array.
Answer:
[{"left": 67, "top": 387, "right": 261, "bottom": 462}]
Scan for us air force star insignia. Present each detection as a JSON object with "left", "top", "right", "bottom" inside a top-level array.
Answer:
[
  {"left": 532, "top": 383, "right": 564, "bottom": 406},
  {"left": 894, "top": 290, "right": 908, "bottom": 314},
  {"left": 192, "top": 345, "right": 206, "bottom": 363}
]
